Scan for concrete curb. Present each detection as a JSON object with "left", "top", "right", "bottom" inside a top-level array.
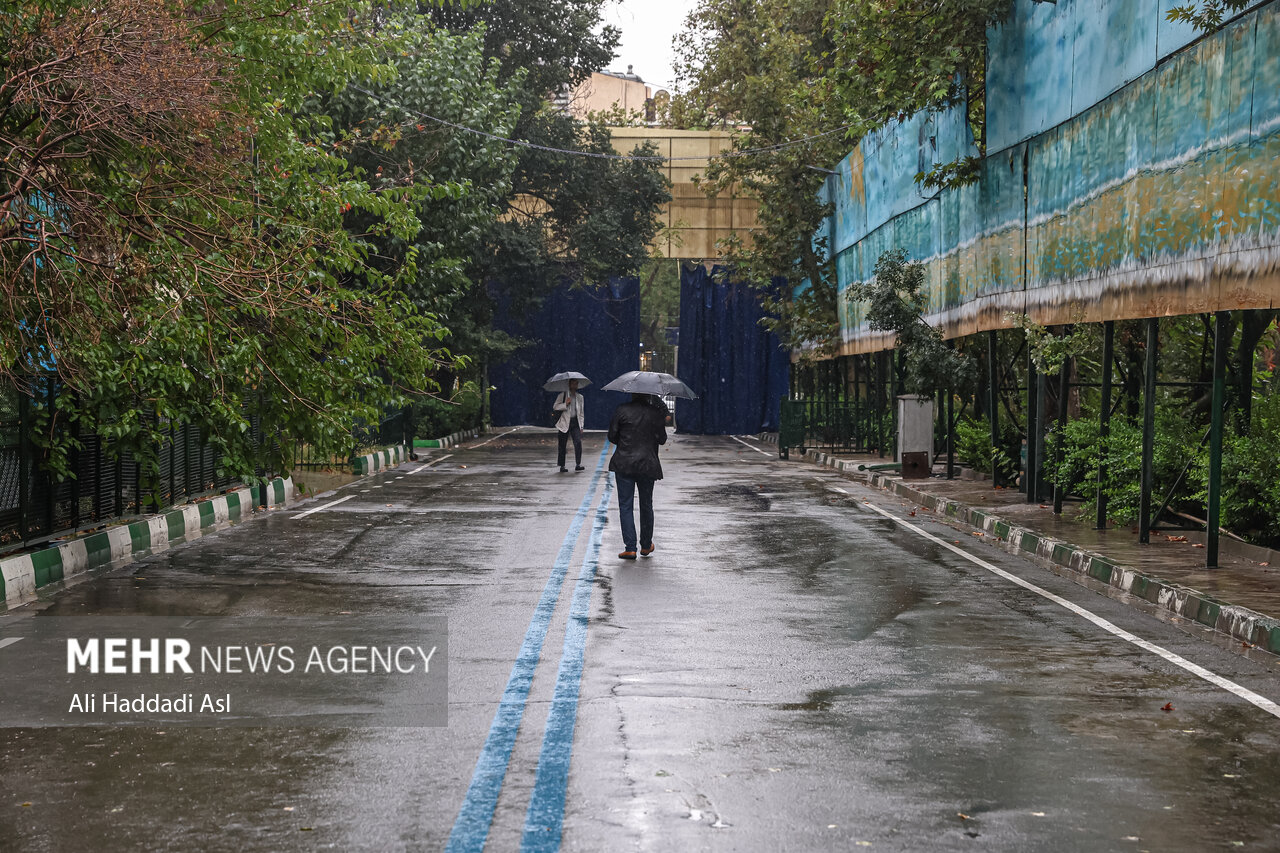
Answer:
[
  {"left": 414, "top": 426, "right": 483, "bottom": 449},
  {"left": 352, "top": 444, "right": 408, "bottom": 476},
  {"left": 1, "top": 477, "right": 294, "bottom": 608},
  {"left": 757, "top": 432, "right": 1280, "bottom": 656}
]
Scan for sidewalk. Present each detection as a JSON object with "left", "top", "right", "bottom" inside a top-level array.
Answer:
[{"left": 756, "top": 434, "right": 1280, "bottom": 656}]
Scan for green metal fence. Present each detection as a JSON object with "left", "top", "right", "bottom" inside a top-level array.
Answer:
[
  {"left": 777, "top": 399, "right": 893, "bottom": 459},
  {"left": 0, "top": 377, "right": 247, "bottom": 550}
]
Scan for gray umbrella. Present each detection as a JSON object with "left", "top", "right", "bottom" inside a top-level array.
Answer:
[
  {"left": 543, "top": 371, "right": 591, "bottom": 392},
  {"left": 601, "top": 370, "right": 698, "bottom": 399}
]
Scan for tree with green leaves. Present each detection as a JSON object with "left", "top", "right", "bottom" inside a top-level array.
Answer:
[
  {"left": 672, "top": 0, "right": 845, "bottom": 360},
  {"left": 671, "top": 0, "right": 1016, "bottom": 355},
  {"left": 1166, "top": 0, "right": 1254, "bottom": 30},
  {"left": 1, "top": 0, "right": 468, "bottom": 480},
  {"left": 429, "top": 0, "right": 671, "bottom": 371},
  {"left": 848, "top": 250, "right": 974, "bottom": 397},
  {"left": 827, "top": 0, "right": 1012, "bottom": 183}
]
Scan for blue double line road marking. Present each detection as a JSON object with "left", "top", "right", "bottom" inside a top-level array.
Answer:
[
  {"left": 521, "top": 472, "right": 614, "bottom": 851},
  {"left": 445, "top": 442, "right": 611, "bottom": 853}
]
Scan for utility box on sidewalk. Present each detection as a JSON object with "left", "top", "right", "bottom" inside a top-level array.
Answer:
[{"left": 897, "top": 395, "right": 934, "bottom": 479}]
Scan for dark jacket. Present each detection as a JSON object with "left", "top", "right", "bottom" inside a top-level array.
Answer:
[{"left": 607, "top": 400, "right": 668, "bottom": 480}]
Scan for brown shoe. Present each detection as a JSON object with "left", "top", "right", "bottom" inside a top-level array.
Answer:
[
  {"left": 618, "top": 550, "right": 637, "bottom": 560},
  {"left": 640, "top": 543, "right": 655, "bottom": 557}
]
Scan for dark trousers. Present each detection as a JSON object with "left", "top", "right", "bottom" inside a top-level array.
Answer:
[
  {"left": 614, "top": 474, "right": 654, "bottom": 551},
  {"left": 557, "top": 418, "right": 582, "bottom": 468}
]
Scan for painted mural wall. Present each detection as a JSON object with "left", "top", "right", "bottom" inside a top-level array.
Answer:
[{"left": 835, "top": 0, "right": 1280, "bottom": 354}]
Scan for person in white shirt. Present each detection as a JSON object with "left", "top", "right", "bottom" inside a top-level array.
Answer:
[{"left": 553, "top": 379, "right": 585, "bottom": 472}]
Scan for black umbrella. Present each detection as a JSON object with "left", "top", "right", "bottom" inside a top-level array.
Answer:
[
  {"left": 601, "top": 370, "right": 697, "bottom": 399},
  {"left": 543, "top": 371, "right": 591, "bottom": 392}
]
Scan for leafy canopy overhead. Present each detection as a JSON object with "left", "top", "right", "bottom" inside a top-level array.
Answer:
[
  {"left": 0, "top": 0, "right": 479, "bottom": 478},
  {"left": 670, "top": 0, "right": 1013, "bottom": 355},
  {"left": 429, "top": 0, "right": 670, "bottom": 366}
]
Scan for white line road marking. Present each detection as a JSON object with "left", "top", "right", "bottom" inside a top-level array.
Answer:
[
  {"left": 395, "top": 476, "right": 404, "bottom": 480},
  {"left": 371, "top": 485, "right": 383, "bottom": 489},
  {"left": 829, "top": 486, "right": 849, "bottom": 494},
  {"left": 469, "top": 426, "right": 525, "bottom": 449},
  {"left": 861, "top": 500, "right": 1280, "bottom": 720},
  {"left": 293, "top": 495, "right": 355, "bottom": 519},
  {"left": 729, "top": 435, "right": 773, "bottom": 457},
  {"left": 407, "top": 454, "right": 454, "bottom": 475},
  {"left": 0, "top": 637, "right": 24, "bottom": 650}
]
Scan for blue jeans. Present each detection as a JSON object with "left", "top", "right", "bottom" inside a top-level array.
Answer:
[{"left": 614, "top": 474, "right": 654, "bottom": 552}]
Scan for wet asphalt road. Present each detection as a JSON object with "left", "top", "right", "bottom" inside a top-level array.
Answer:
[{"left": 2, "top": 428, "right": 1280, "bottom": 852}]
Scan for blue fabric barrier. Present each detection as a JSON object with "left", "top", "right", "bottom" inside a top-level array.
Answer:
[
  {"left": 674, "top": 265, "right": 789, "bottom": 435},
  {"left": 489, "top": 277, "right": 641, "bottom": 431}
]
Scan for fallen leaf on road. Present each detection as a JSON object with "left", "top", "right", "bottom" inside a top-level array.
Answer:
[
  {"left": 1161, "top": 702, "right": 1174, "bottom": 712},
  {"left": 908, "top": 510, "right": 916, "bottom": 516},
  {"left": 1223, "top": 774, "right": 1240, "bottom": 779},
  {"left": 1166, "top": 535, "right": 1187, "bottom": 542},
  {"left": 1031, "top": 812, "right": 1045, "bottom": 817},
  {"left": 957, "top": 813, "right": 970, "bottom": 820},
  {"left": 970, "top": 531, "right": 983, "bottom": 537},
  {"left": 283, "top": 807, "right": 294, "bottom": 812},
  {"left": 20, "top": 802, "right": 31, "bottom": 807},
  {"left": 459, "top": 465, "right": 467, "bottom": 469},
  {"left": 1191, "top": 543, "right": 1205, "bottom": 548},
  {"left": 1039, "top": 504, "right": 1049, "bottom": 508}
]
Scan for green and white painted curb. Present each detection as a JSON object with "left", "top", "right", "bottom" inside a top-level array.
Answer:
[
  {"left": 413, "top": 426, "right": 483, "bottom": 449},
  {"left": 1, "top": 476, "right": 294, "bottom": 608},
  {"left": 352, "top": 444, "right": 408, "bottom": 476},
  {"left": 763, "top": 432, "right": 1280, "bottom": 656},
  {"left": 863, "top": 471, "right": 1280, "bottom": 656}
]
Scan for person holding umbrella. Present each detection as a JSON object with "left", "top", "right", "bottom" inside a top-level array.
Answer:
[
  {"left": 545, "top": 371, "right": 589, "bottom": 472},
  {"left": 601, "top": 371, "right": 697, "bottom": 560}
]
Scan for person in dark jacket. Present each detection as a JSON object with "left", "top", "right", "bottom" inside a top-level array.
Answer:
[{"left": 607, "top": 394, "right": 668, "bottom": 560}]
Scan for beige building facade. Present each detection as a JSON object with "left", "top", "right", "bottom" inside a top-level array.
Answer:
[
  {"left": 553, "top": 68, "right": 759, "bottom": 262},
  {"left": 561, "top": 67, "right": 654, "bottom": 120},
  {"left": 608, "top": 127, "right": 759, "bottom": 261}
]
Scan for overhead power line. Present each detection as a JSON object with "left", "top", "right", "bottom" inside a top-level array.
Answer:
[{"left": 347, "top": 84, "right": 853, "bottom": 163}]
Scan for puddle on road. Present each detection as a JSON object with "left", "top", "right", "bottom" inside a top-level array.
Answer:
[
  {"left": 775, "top": 685, "right": 865, "bottom": 713},
  {"left": 689, "top": 483, "right": 774, "bottom": 512}
]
